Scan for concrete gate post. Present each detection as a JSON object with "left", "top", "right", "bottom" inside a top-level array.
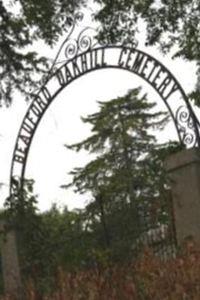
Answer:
[
  {"left": 0, "top": 221, "right": 22, "bottom": 297},
  {"left": 165, "top": 148, "right": 200, "bottom": 245}
]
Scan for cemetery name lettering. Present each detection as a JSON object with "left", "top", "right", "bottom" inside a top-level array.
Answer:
[{"left": 13, "top": 47, "right": 180, "bottom": 168}]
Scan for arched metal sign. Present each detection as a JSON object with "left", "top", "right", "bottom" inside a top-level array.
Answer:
[{"left": 10, "top": 14, "right": 200, "bottom": 195}]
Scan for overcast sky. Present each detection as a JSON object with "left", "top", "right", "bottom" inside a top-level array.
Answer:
[{"left": 0, "top": 13, "right": 199, "bottom": 212}]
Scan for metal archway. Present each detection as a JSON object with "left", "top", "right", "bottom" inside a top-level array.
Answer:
[{"left": 10, "top": 14, "right": 200, "bottom": 196}]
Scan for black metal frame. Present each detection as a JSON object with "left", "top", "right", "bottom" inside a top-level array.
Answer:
[{"left": 9, "top": 12, "right": 200, "bottom": 195}]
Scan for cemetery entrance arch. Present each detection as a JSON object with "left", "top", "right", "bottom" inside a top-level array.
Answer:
[{"left": 10, "top": 21, "right": 200, "bottom": 195}]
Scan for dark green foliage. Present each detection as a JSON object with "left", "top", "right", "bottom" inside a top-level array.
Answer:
[
  {"left": 0, "top": 0, "right": 85, "bottom": 105},
  {"left": 94, "top": 0, "right": 200, "bottom": 60},
  {"left": 1, "top": 1, "right": 200, "bottom": 105},
  {"left": 65, "top": 87, "right": 168, "bottom": 195},
  {"left": 94, "top": 0, "right": 200, "bottom": 104},
  {"left": 3, "top": 180, "right": 101, "bottom": 293},
  {"left": 64, "top": 87, "right": 180, "bottom": 262},
  {"left": 1, "top": 1, "right": 200, "bottom": 106},
  {"left": 41, "top": 205, "right": 92, "bottom": 271}
]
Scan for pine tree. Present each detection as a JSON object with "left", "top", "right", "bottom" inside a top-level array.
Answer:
[{"left": 64, "top": 87, "right": 177, "bottom": 261}]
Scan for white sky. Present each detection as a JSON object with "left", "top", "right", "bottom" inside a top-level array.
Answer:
[{"left": 0, "top": 12, "right": 199, "bottom": 212}]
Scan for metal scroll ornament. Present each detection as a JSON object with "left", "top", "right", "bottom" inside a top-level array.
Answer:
[
  {"left": 176, "top": 105, "right": 196, "bottom": 146},
  {"left": 64, "top": 27, "right": 98, "bottom": 60},
  {"left": 51, "top": 12, "right": 98, "bottom": 67},
  {"left": 37, "top": 11, "right": 99, "bottom": 90}
]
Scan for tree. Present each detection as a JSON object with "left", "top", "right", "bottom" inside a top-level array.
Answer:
[
  {"left": 94, "top": 0, "right": 200, "bottom": 103},
  {"left": 94, "top": 0, "right": 200, "bottom": 60},
  {"left": 1, "top": 1, "right": 199, "bottom": 105},
  {"left": 4, "top": 180, "right": 95, "bottom": 294},
  {"left": 64, "top": 87, "right": 177, "bottom": 261},
  {"left": 4, "top": 178, "right": 107, "bottom": 295},
  {"left": 0, "top": 0, "right": 85, "bottom": 105},
  {"left": 41, "top": 204, "right": 95, "bottom": 271}
]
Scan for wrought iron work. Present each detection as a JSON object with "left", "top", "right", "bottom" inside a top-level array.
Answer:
[
  {"left": 10, "top": 12, "right": 200, "bottom": 197},
  {"left": 176, "top": 105, "right": 197, "bottom": 146}
]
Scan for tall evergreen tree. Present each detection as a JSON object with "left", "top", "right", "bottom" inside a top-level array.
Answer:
[{"left": 64, "top": 87, "right": 175, "bottom": 260}]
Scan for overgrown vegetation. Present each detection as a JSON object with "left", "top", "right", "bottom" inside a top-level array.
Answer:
[{"left": 0, "top": 239, "right": 200, "bottom": 299}]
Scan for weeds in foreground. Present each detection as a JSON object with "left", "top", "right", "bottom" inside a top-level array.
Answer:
[{"left": 1, "top": 240, "right": 200, "bottom": 300}]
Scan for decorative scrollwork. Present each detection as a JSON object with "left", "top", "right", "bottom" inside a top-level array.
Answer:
[
  {"left": 78, "top": 29, "right": 93, "bottom": 52},
  {"left": 64, "top": 27, "right": 98, "bottom": 60},
  {"left": 44, "top": 11, "right": 99, "bottom": 77},
  {"left": 176, "top": 105, "right": 196, "bottom": 146},
  {"left": 47, "top": 12, "right": 99, "bottom": 64},
  {"left": 65, "top": 39, "right": 78, "bottom": 60},
  {"left": 79, "top": 34, "right": 91, "bottom": 51},
  {"left": 183, "top": 133, "right": 195, "bottom": 145}
]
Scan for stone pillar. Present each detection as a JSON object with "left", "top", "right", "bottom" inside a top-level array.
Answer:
[
  {"left": 165, "top": 148, "right": 200, "bottom": 245},
  {"left": 0, "top": 221, "right": 22, "bottom": 297}
]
